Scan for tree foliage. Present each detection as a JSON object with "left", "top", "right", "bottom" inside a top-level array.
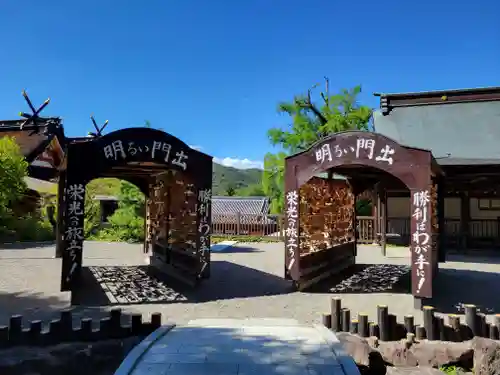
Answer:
[
  {"left": 236, "top": 183, "right": 265, "bottom": 197},
  {"left": 87, "top": 179, "right": 146, "bottom": 243},
  {"left": 268, "top": 82, "right": 372, "bottom": 154},
  {"left": 262, "top": 152, "right": 286, "bottom": 214},
  {"left": 0, "top": 137, "right": 28, "bottom": 216},
  {"left": 0, "top": 136, "right": 54, "bottom": 241},
  {"left": 263, "top": 80, "right": 372, "bottom": 213},
  {"left": 84, "top": 178, "right": 122, "bottom": 237},
  {"left": 107, "top": 180, "right": 145, "bottom": 242}
]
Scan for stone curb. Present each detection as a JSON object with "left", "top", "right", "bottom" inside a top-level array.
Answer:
[
  {"left": 313, "top": 324, "right": 362, "bottom": 375},
  {"left": 114, "top": 324, "right": 176, "bottom": 375}
]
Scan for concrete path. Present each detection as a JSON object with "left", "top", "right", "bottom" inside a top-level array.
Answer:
[{"left": 115, "top": 318, "right": 360, "bottom": 375}]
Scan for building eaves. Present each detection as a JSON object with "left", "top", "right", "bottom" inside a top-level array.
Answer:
[
  {"left": 212, "top": 196, "right": 270, "bottom": 216},
  {"left": 374, "top": 86, "right": 500, "bottom": 116}
]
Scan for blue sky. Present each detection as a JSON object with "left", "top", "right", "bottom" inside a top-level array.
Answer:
[{"left": 1, "top": 1, "right": 499, "bottom": 169}]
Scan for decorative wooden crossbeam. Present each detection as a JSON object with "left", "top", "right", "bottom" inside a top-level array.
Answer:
[
  {"left": 88, "top": 115, "right": 109, "bottom": 137},
  {"left": 19, "top": 90, "right": 51, "bottom": 130}
]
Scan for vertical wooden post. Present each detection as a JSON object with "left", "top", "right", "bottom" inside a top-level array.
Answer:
[
  {"left": 331, "top": 297, "right": 342, "bottom": 332},
  {"left": 377, "top": 305, "right": 389, "bottom": 341},
  {"left": 55, "top": 170, "right": 66, "bottom": 258},
  {"left": 372, "top": 187, "right": 379, "bottom": 244},
  {"left": 358, "top": 314, "right": 369, "bottom": 337},
  {"left": 437, "top": 178, "right": 446, "bottom": 262},
  {"left": 423, "top": 306, "right": 436, "bottom": 340},
  {"left": 143, "top": 193, "right": 149, "bottom": 255},
  {"left": 460, "top": 192, "right": 470, "bottom": 251},
  {"left": 236, "top": 212, "right": 241, "bottom": 235},
  {"left": 379, "top": 189, "right": 387, "bottom": 256}
]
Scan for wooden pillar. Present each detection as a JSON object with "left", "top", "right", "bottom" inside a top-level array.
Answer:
[
  {"left": 143, "top": 194, "right": 150, "bottom": 255},
  {"left": 379, "top": 187, "right": 387, "bottom": 256},
  {"left": 55, "top": 170, "right": 66, "bottom": 259},
  {"left": 372, "top": 188, "right": 379, "bottom": 244},
  {"left": 437, "top": 179, "right": 446, "bottom": 262},
  {"left": 460, "top": 192, "right": 470, "bottom": 251}
]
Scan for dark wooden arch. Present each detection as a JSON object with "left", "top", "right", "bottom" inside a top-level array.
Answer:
[
  {"left": 284, "top": 130, "right": 442, "bottom": 302},
  {"left": 59, "top": 127, "right": 213, "bottom": 291}
]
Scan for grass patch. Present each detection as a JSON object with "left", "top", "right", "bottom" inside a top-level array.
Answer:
[{"left": 440, "top": 365, "right": 471, "bottom": 375}]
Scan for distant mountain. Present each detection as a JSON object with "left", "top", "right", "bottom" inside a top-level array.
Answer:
[{"left": 212, "top": 163, "right": 262, "bottom": 196}]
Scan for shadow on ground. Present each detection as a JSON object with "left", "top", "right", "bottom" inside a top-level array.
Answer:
[
  {"left": 117, "top": 323, "right": 348, "bottom": 374},
  {"left": 308, "top": 264, "right": 411, "bottom": 294},
  {"left": 72, "top": 260, "right": 294, "bottom": 307},
  {"left": 210, "top": 246, "right": 263, "bottom": 254},
  {"left": 431, "top": 267, "right": 500, "bottom": 314},
  {"left": 0, "top": 242, "right": 56, "bottom": 250},
  {"left": 446, "top": 253, "right": 500, "bottom": 265},
  {"left": 0, "top": 290, "right": 126, "bottom": 328}
]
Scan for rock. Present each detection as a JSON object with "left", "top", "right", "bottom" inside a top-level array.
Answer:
[
  {"left": 386, "top": 367, "right": 448, "bottom": 375},
  {"left": 336, "top": 333, "right": 476, "bottom": 369},
  {"left": 0, "top": 336, "right": 143, "bottom": 375},
  {"left": 409, "top": 340, "right": 473, "bottom": 368},
  {"left": 337, "top": 332, "right": 377, "bottom": 366},
  {"left": 472, "top": 337, "right": 500, "bottom": 375},
  {"left": 337, "top": 332, "right": 387, "bottom": 375},
  {"left": 378, "top": 340, "right": 418, "bottom": 367}
]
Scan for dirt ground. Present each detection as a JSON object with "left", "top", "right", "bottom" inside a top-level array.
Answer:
[{"left": 0, "top": 241, "right": 499, "bottom": 328}]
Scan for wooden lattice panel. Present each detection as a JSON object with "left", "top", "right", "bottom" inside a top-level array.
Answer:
[
  {"left": 298, "top": 177, "right": 355, "bottom": 255},
  {"left": 167, "top": 171, "right": 198, "bottom": 254},
  {"left": 147, "top": 171, "right": 198, "bottom": 256},
  {"left": 148, "top": 177, "right": 168, "bottom": 251}
]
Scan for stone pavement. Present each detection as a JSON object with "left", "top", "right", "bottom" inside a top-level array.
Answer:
[
  {"left": 114, "top": 318, "right": 361, "bottom": 375},
  {"left": 2, "top": 242, "right": 500, "bottom": 329}
]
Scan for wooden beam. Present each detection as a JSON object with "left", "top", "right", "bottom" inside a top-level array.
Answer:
[{"left": 460, "top": 192, "right": 470, "bottom": 250}]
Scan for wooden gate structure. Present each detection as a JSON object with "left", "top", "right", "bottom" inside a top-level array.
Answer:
[
  {"left": 284, "top": 130, "right": 444, "bottom": 306},
  {"left": 57, "top": 127, "right": 213, "bottom": 291}
]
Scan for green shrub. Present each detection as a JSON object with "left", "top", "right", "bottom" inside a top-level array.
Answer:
[{"left": 1, "top": 214, "right": 55, "bottom": 242}]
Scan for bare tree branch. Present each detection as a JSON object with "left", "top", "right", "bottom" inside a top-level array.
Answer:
[{"left": 296, "top": 83, "right": 328, "bottom": 125}]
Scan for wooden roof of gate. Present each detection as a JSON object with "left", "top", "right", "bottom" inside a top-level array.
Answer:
[
  {"left": 285, "top": 130, "right": 442, "bottom": 190},
  {"left": 0, "top": 119, "right": 66, "bottom": 181}
]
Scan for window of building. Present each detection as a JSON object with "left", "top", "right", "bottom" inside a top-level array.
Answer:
[{"left": 478, "top": 199, "right": 500, "bottom": 210}]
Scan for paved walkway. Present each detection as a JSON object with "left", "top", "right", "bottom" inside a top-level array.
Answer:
[{"left": 115, "top": 318, "right": 360, "bottom": 375}]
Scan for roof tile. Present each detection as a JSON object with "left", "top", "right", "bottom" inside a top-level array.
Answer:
[{"left": 211, "top": 196, "right": 269, "bottom": 215}]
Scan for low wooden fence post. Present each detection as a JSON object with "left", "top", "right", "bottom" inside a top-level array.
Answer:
[
  {"left": 320, "top": 298, "right": 500, "bottom": 343},
  {"left": 0, "top": 310, "right": 163, "bottom": 348},
  {"left": 331, "top": 297, "right": 342, "bottom": 332},
  {"left": 423, "top": 306, "right": 436, "bottom": 341},
  {"left": 377, "top": 305, "right": 389, "bottom": 341},
  {"left": 358, "top": 314, "right": 369, "bottom": 338}
]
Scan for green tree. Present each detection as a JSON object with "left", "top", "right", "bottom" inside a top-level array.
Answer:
[
  {"left": 106, "top": 181, "right": 145, "bottom": 242},
  {"left": 263, "top": 152, "right": 286, "bottom": 213},
  {"left": 263, "top": 79, "right": 372, "bottom": 213},
  {"left": 84, "top": 178, "right": 123, "bottom": 236},
  {"left": 0, "top": 137, "right": 28, "bottom": 223},
  {"left": 236, "top": 183, "right": 265, "bottom": 197},
  {"left": 225, "top": 185, "right": 236, "bottom": 196}
]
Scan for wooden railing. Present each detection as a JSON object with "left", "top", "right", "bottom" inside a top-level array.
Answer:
[
  {"left": 356, "top": 216, "right": 376, "bottom": 243},
  {"left": 211, "top": 214, "right": 500, "bottom": 247},
  {"left": 211, "top": 214, "right": 285, "bottom": 239}
]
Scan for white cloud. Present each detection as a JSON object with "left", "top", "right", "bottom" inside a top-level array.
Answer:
[
  {"left": 213, "top": 156, "right": 264, "bottom": 170},
  {"left": 189, "top": 145, "right": 263, "bottom": 169}
]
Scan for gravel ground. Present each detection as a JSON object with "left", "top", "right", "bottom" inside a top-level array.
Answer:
[{"left": 0, "top": 241, "right": 500, "bottom": 328}]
